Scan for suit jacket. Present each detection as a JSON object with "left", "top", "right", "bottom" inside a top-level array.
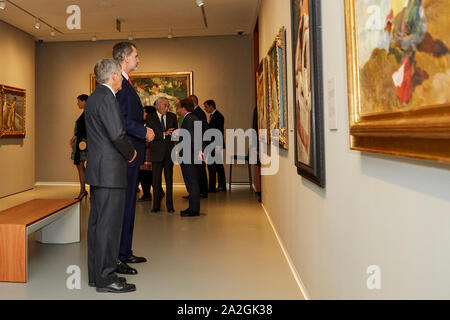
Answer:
[
  {"left": 85, "top": 85, "right": 135, "bottom": 188},
  {"left": 116, "top": 76, "right": 147, "bottom": 168},
  {"left": 180, "top": 112, "right": 202, "bottom": 163},
  {"left": 146, "top": 111, "right": 178, "bottom": 162},
  {"left": 208, "top": 109, "right": 225, "bottom": 149}
]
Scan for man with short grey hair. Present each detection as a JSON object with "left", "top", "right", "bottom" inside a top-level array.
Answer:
[
  {"left": 146, "top": 97, "right": 178, "bottom": 213},
  {"left": 113, "top": 42, "right": 154, "bottom": 274},
  {"left": 85, "top": 58, "right": 137, "bottom": 293}
]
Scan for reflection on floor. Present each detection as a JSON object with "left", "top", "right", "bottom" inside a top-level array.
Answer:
[{"left": 0, "top": 185, "right": 303, "bottom": 300}]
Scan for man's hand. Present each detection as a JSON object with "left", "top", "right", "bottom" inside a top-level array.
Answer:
[
  {"left": 146, "top": 127, "right": 155, "bottom": 142},
  {"left": 129, "top": 150, "right": 137, "bottom": 163},
  {"left": 164, "top": 128, "right": 175, "bottom": 136}
]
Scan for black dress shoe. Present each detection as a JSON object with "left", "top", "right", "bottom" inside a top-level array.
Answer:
[
  {"left": 151, "top": 208, "right": 160, "bottom": 213},
  {"left": 124, "top": 255, "right": 147, "bottom": 263},
  {"left": 182, "top": 195, "right": 190, "bottom": 199},
  {"left": 208, "top": 189, "right": 217, "bottom": 193},
  {"left": 96, "top": 281, "right": 136, "bottom": 293},
  {"left": 200, "top": 193, "right": 208, "bottom": 198},
  {"left": 168, "top": 208, "right": 175, "bottom": 214},
  {"left": 116, "top": 260, "right": 138, "bottom": 274},
  {"left": 89, "top": 277, "right": 126, "bottom": 287},
  {"left": 216, "top": 187, "right": 226, "bottom": 192},
  {"left": 181, "top": 209, "right": 200, "bottom": 217}
]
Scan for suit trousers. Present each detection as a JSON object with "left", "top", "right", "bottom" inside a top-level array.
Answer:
[
  {"left": 208, "top": 163, "right": 226, "bottom": 191},
  {"left": 139, "top": 169, "right": 153, "bottom": 197},
  {"left": 152, "top": 155, "right": 174, "bottom": 210},
  {"left": 181, "top": 163, "right": 201, "bottom": 212},
  {"left": 199, "top": 161, "right": 208, "bottom": 195},
  {"left": 88, "top": 186, "right": 126, "bottom": 287},
  {"left": 118, "top": 166, "right": 140, "bottom": 261}
]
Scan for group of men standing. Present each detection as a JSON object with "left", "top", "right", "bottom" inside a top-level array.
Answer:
[{"left": 84, "top": 42, "right": 226, "bottom": 293}]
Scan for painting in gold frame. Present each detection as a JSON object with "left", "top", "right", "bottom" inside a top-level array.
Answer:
[
  {"left": 256, "top": 58, "right": 269, "bottom": 144},
  {"left": 267, "top": 28, "right": 289, "bottom": 150},
  {"left": 91, "top": 71, "right": 193, "bottom": 125},
  {"left": 345, "top": 0, "right": 450, "bottom": 163},
  {"left": 0, "top": 85, "right": 26, "bottom": 138}
]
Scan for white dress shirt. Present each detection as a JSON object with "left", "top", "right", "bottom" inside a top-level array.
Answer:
[{"left": 102, "top": 84, "right": 116, "bottom": 97}]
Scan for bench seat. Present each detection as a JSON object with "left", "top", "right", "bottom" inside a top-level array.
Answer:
[{"left": 0, "top": 199, "right": 80, "bottom": 283}]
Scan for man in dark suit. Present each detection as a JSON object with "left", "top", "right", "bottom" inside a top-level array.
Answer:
[
  {"left": 113, "top": 42, "right": 155, "bottom": 274},
  {"left": 204, "top": 99, "right": 226, "bottom": 192},
  {"left": 146, "top": 97, "right": 178, "bottom": 213},
  {"left": 188, "top": 94, "right": 209, "bottom": 198},
  {"left": 85, "top": 59, "right": 137, "bottom": 293},
  {"left": 176, "top": 98, "right": 204, "bottom": 216}
]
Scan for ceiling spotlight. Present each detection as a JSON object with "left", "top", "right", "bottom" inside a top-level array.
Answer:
[
  {"left": 50, "top": 29, "right": 56, "bottom": 37},
  {"left": 195, "top": 0, "right": 204, "bottom": 7},
  {"left": 34, "top": 18, "right": 41, "bottom": 29},
  {"left": 128, "top": 33, "right": 134, "bottom": 41},
  {"left": 91, "top": 34, "right": 97, "bottom": 42},
  {"left": 0, "top": 1, "right": 6, "bottom": 10}
]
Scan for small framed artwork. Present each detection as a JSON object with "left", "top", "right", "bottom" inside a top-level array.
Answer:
[
  {"left": 344, "top": 0, "right": 450, "bottom": 163},
  {"left": 267, "top": 28, "right": 289, "bottom": 150},
  {"left": 0, "top": 85, "right": 26, "bottom": 138},
  {"left": 256, "top": 57, "right": 270, "bottom": 144},
  {"left": 291, "top": 0, "right": 325, "bottom": 187}
]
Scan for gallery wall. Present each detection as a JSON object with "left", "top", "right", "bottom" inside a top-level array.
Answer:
[
  {"left": 0, "top": 20, "right": 35, "bottom": 198},
  {"left": 35, "top": 35, "right": 254, "bottom": 184},
  {"left": 259, "top": 0, "right": 450, "bottom": 299}
]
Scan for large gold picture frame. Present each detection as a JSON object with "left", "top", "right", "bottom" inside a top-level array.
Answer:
[
  {"left": 0, "top": 85, "right": 26, "bottom": 138},
  {"left": 91, "top": 71, "right": 193, "bottom": 125},
  {"left": 344, "top": 0, "right": 450, "bottom": 163}
]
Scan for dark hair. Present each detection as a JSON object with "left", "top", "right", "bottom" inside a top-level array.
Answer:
[
  {"left": 188, "top": 94, "right": 198, "bottom": 105},
  {"left": 180, "top": 98, "right": 195, "bottom": 112},
  {"left": 77, "top": 94, "right": 89, "bottom": 102},
  {"left": 113, "top": 42, "right": 136, "bottom": 63},
  {"left": 144, "top": 106, "right": 156, "bottom": 115},
  {"left": 204, "top": 99, "right": 216, "bottom": 109}
]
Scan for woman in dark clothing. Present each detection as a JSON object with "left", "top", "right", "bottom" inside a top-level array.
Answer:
[{"left": 70, "top": 94, "right": 89, "bottom": 200}]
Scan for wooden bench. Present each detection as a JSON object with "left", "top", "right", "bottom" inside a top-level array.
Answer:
[{"left": 0, "top": 199, "right": 80, "bottom": 283}]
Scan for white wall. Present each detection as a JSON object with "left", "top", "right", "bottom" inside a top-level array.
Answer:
[{"left": 259, "top": 0, "right": 450, "bottom": 299}]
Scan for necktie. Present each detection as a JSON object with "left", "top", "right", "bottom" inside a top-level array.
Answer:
[
  {"left": 128, "top": 77, "right": 133, "bottom": 86},
  {"left": 161, "top": 115, "right": 166, "bottom": 131}
]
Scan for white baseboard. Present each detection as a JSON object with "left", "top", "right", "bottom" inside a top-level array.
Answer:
[
  {"left": 261, "top": 203, "right": 311, "bottom": 300},
  {"left": 35, "top": 182, "right": 80, "bottom": 186}
]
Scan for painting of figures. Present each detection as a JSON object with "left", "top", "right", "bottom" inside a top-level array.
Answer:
[{"left": 0, "top": 85, "right": 26, "bottom": 138}]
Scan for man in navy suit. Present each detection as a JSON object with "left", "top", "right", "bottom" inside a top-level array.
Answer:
[
  {"left": 113, "top": 42, "right": 155, "bottom": 275},
  {"left": 176, "top": 98, "right": 203, "bottom": 216},
  {"left": 204, "top": 99, "right": 226, "bottom": 192},
  {"left": 188, "top": 94, "right": 209, "bottom": 198}
]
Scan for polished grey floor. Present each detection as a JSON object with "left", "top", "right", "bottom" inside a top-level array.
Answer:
[{"left": 0, "top": 186, "right": 303, "bottom": 300}]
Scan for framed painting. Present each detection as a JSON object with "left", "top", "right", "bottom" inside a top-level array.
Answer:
[
  {"left": 345, "top": 0, "right": 450, "bottom": 163},
  {"left": 256, "top": 57, "right": 270, "bottom": 144},
  {"left": 91, "top": 71, "right": 193, "bottom": 125},
  {"left": 291, "top": 0, "right": 325, "bottom": 187},
  {"left": 0, "top": 85, "right": 26, "bottom": 138},
  {"left": 267, "top": 28, "right": 289, "bottom": 150}
]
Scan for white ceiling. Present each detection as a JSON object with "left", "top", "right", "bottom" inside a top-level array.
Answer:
[{"left": 0, "top": 0, "right": 260, "bottom": 42}]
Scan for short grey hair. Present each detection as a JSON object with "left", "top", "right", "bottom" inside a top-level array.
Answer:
[
  {"left": 94, "top": 59, "right": 120, "bottom": 84},
  {"left": 155, "top": 97, "right": 169, "bottom": 106},
  {"left": 113, "top": 42, "right": 136, "bottom": 63}
]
